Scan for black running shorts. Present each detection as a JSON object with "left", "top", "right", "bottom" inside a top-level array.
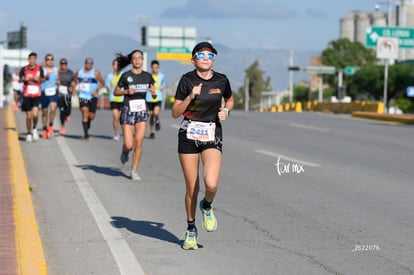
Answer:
[
  {"left": 178, "top": 121, "right": 223, "bottom": 154},
  {"left": 79, "top": 97, "right": 98, "bottom": 113},
  {"left": 21, "top": 96, "right": 41, "bottom": 112}
]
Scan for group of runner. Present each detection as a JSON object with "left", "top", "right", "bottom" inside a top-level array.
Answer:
[
  {"left": 15, "top": 42, "right": 234, "bottom": 250},
  {"left": 13, "top": 52, "right": 165, "bottom": 142},
  {"left": 13, "top": 52, "right": 70, "bottom": 142}
]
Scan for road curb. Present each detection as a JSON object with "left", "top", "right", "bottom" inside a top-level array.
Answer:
[
  {"left": 6, "top": 106, "right": 47, "bottom": 275},
  {"left": 352, "top": 111, "right": 414, "bottom": 124}
]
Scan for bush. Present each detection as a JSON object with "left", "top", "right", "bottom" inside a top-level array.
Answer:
[{"left": 391, "top": 98, "right": 414, "bottom": 113}]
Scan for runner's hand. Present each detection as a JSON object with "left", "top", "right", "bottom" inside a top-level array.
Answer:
[
  {"left": 218, "top": 108, "right": 229, "bottom": 121},
  {"left": 190, "top": 83, "right": 202, "bottom": 99},
  {"left": 126, "top": 87, "right": 135, "bottom": 95}
]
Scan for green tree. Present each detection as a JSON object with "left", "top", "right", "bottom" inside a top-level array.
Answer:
[
  {"left": 293, "top": 85, "right": 309, "bottom": 103},
  {"left": 321, "top": 38, "right": 376, "bottom": 68},
  {"left": 321, "top": 38, "right": 377, "bottom": 88},
  {"left": 232, "top": 89, "right": 245, "bottom": 110},
  {"left": 392, "top": 98, "right": 414, "bottom": 113},
  {"left": 235, "top": 60, "right": 272, "bottom": 109},
  {"left": 388, "top": 64, "right": 414, "bottom": 102},
  {"left": 347, "top": 65, "right": 383, "bottom": 101},
  {"left": 318, "top": 38, "right": 414, "bottom": 112},
  {"left": 347, "top": 63, "right": 414, "bottom": 112},
  {"left": 246, "top": 60, "right": 268, "bottom": 107},
  {"left": 281, "top": 84, "right": 310, "bottom": 105}
]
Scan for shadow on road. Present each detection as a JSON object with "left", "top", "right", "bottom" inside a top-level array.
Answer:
[
  {"left": 110, "top": 216, "right": 184, "bottom": 246},
  {"left": 62, "top": 134, "right": 113, "bottom": 140},
  {"left": 76, "top": 164, "right": 129, "bottom": 179},
  {"left": 14, "top": 132, "right": 113, "bottom": 141}
]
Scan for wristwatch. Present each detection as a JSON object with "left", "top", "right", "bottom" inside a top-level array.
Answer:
[{"left": 223, "top": 108, "right": 230, "bottom": 117}]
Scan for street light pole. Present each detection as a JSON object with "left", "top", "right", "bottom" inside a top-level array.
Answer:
[
  {"left": 387, "top": 0, "right": 392, "bottom": 26},
  {"left": 289, "top": 50, "right": 293, "bottom": 103},
  {"left": 384, "top": 59, "right": 389, "bottom": 113},
  {"left": 381, "top": 0, "right": 393, "bottom": 113},
  {"left": 139, "top": 16, "right": 149, "bottom": 71},
  {"left": 244, "top": 76, "right": 249, "bottom": 112}
]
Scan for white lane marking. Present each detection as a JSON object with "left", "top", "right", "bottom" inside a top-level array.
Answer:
[
  {"left": 170, "top": 123, "right": 180, "bottom": 129},
  {"left": 255, "top": 149, "right": 321, "bottom": 167},
  {"left": 290, "top": 123, "right": 330, "bottom": 133},
  {"left": 56, "top": 137, "right": 145, "bottom": 275}
]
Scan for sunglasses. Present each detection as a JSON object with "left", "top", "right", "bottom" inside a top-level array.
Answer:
[
  {"left": 46, "top": 58, "right": 54, "bottom": 61},
  {"left": 194, "top": 52, "right": 216, "bottom": 61},
  {"left": 60, "top": 62, "right": 67, "bottom": 65},
  {"left": 85, "top": 61, "right": 94, "bottom": 65}
]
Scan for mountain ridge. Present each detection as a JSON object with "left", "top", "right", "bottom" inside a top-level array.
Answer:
[{"left": 61, "top": 33, "right": 320, "bottom": 92}]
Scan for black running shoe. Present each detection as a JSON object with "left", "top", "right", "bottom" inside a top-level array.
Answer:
[{"left": 120, "top": 148, "right": 129, "bottom": 164}]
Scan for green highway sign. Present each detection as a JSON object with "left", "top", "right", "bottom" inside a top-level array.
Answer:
[
  {"left": 157, "top": 47, "right": 191, "bottom": 53},
  {"left": 366, "top": 26, "right": 414, "bottom": 48},
  {"left": 344, "top": 66, "right": 360, "bottom": 75}
]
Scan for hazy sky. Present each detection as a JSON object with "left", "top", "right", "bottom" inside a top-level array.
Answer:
[{"left": 1, "top": 0, "right": 386, "bottom": 53}]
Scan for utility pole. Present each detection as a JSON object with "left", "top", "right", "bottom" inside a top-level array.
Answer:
[
  {"left": 244, "top": 77, "right": 249, "bottom": 112},
  {"left": 337, "top": 70, "right": 343, "bottom": 100},
  {"left": 139, "top": 16, "right": 149, "bottom": 71},
  {"left": 375, "top": 0, "right": 393, "bottom": 113},
  {"left": 383, "top": 0, "right": 392, "bottom": 113},
  {"left": 318, "top": 76, "right": 323, "bottom": 102},
  {"left": 289, "top": 50, "right": 294, "bottom": 103}
]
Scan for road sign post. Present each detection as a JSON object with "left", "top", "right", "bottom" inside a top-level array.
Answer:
[
  {"left": 366, "top": 26, "right": 414, "bottom": 48},
  {"left": 375, "top": 37, "right": 399, "bottom": 114},
  {"left": 376, "top": 37, "right": 399, "bottom": 59},
  {"left": 147, "top": 26, "right": 197, "bottom": 62},
  {"left": 365, "top": 26, "right": 411, "bottom": 113},
  {"left": 288, "top": 66, "right": 336, "bottom": 74},
  {"left": 344, "top": 66, "right": 360, "bottom": 75}
]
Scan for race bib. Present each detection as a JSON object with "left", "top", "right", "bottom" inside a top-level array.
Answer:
[
  {"left": 45, "top": 87, "right": 56, "bottom": 96},
  {"left": 59, "top": 86, "right": 68, "bottom": 95},
  {"left": 129, "top": 99, "right": 146, "bottom": 112},
  {"left": 79, "top": 83, "right": 90, "bottom": 91},
  {"left": 27, "top": 85, "right": 40, "bottom": 95},
  {"left": 186, "top": 121, "right": 216, "bottom": 142}
]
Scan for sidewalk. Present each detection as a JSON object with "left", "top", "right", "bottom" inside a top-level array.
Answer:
[
  {"left": 0, "top": 106, "right": 47, "bottom": 275},
  {"left": 0, "top": 107, "right": 17, "bottom": 274}
]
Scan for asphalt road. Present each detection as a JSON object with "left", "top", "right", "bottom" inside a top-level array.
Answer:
[{"left": 15, "top": 109, "right": 414, "bottom": 275}]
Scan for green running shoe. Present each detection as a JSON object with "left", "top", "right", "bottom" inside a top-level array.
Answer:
[
  {"left": 199, "top": 199, "right": 217, "bottom": 232},
  {"left": 182, "top": 228, "right": 198, "bottom": 250}
]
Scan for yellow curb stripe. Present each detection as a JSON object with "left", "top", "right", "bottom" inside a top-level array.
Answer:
[
  {"left": 6, "top": 106, "right": 47, "bottom": 275},
  {"left": 352, "top": 111, "right": 414, "bottom": 124}
]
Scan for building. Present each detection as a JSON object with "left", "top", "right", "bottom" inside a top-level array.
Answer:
[{"left": 340, "top": 0, "right": 414, "bottom": 60}]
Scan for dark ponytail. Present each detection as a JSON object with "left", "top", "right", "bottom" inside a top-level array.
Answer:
[{"left": 115, "top": 49, "right": 144, "bottom": 71}]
